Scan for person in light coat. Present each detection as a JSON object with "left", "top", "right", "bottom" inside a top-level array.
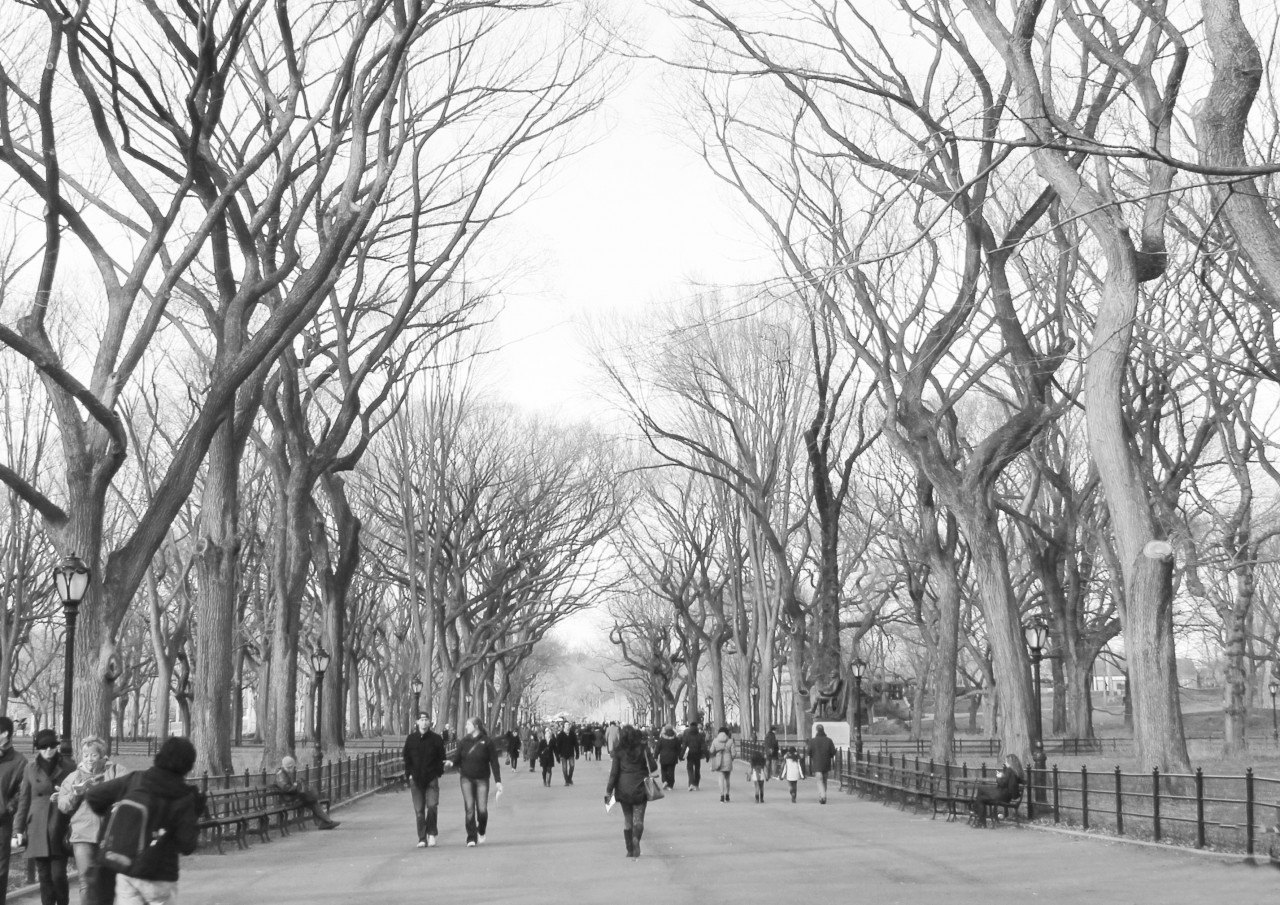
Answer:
[
  {"left": 58, "top": 736, "right": 123, "bottom": 905},
  {"left": 708, "top": 726, "right": 736, "bottom": 802}
]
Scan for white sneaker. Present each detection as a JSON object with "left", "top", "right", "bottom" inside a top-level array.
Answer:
[
  {"left": 466, "top": 840, "right": 476, "bottom": 847},
  {"left": 416, "top": 840, "right": 427, "bottom": 848},
  {"left": 426, "top": 836, "right": 437, "bottom": 847},
  {"left": 478, "top": 834, "right": 486, "bottom": 845}
]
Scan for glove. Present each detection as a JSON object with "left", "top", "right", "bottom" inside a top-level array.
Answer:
[{"left": 603, "top": 794, "right": 611, "bottom": 805}]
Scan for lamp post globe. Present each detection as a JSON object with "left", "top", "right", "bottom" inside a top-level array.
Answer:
[
  {"left": 54, "top": 553, "right": 91, "bottom": 755},
  {"left": 312, "top": 645, "right": 330, "bottom": 769},
  {"left": 411, "top": 674, "right": 423, "bottom": 716},
  {"left": 851, "top": 658, "right": 866, "bottom": 761}
]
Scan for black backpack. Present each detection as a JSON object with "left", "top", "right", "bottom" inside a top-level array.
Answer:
[{"left": 99, "top": 784, "right": 169, "bottom": 877}]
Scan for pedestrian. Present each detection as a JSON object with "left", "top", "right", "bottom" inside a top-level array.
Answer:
[
  {"left": 593, "top": 727, "right": 604, "bottom": 761},
  {"left": 536, "top": 728, "right": 557, "bottom": 787},
  {"left": 505, "top": 730, "right": 521, "bottom": 769},
  {"left": 58, "top": 735, "right": 123, "bottom": 905},
  {"left": 578, "top": 726, "right": 594, "bottom": 762},
  {"left": 764, "top": 725, "right": 780, "bottom": 779},
  {"left": 748, "top": 750, "right": 768, "bottom": 803},
  {"left": 553, "top": 722, "right": 576, "bottom": 786},
  {"left": 403, "top": 711, "right": 446, "bottom": 848},
  {"left": 805, "top": 724, "right": 838, "bottom": 804},
  {"left": 970, "top": 754, "right": 1024, "bottom": 827},
  {"left": 525, "top": 726, "right": 540, "bottom": 773},
  {"left": 781, "top": 747, "right": 804, "bottom": 802},
  {"left": 454, "top": 716, "right": 503, "bottom": 846},
  {"left": 653, "top": 725, "right": 681, "bottom": 790},
  {"left": 0, "top": 716, "right": 28, "bottom": 905},
  {"left": 604, "top": 725, "right": 659, "bottom": 859},
  {"left": 709, "top": 726, "right": 736, "bottom": 802},
  {"left": 16, "top": 728, "right": 75, "bottom": 905},
  {"left": 679, "top": 721, "right": 706, "bottom": 791},
  {"left": 273, "top": 756, "right": 339, "bottom": 829},
  {"left": 85, "top": 736, "right": 203, "bottom": 905},
  {"left": 604, "top": 720, "right": 621, "bottom": 758}
]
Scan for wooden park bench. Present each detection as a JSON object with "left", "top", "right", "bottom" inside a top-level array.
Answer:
[{"left": 198, "top": 785, "right": 332, "bottom": 853}]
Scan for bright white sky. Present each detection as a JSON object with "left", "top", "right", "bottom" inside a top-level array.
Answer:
[{"left": 486, "top": 8, "right": 774, "bottom": 421}]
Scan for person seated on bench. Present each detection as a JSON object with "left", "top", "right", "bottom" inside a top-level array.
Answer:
[
  {"left": 274, "top": 756, "right": 339, "bottom": 830},
  {"left": 969, "top": 754, "right": 1023, "bottom": 827}
]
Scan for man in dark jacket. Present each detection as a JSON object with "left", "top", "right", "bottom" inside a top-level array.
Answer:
[
  {"left": 806, "top": 724, "right": 839, "bottom": 804},
  {"left": 0, "top": 716, "right": 27, "bottom": 905},
  {"left": 403, "top": 712, "right": 447, "bottom": 847},
  {"left": 553, "top": 723, "right": 576, "bottom": 786},
  {"left": 764, "top": 726, "right": 780, "bottom": 779},
  {"left": 86, "top": 735, "right": 202, "bottom": 905},
  {"left": 679, "top": 721, "right": 706, "bottom": 791}
]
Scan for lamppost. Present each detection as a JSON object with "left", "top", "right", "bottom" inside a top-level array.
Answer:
[
  {"left": 750, "top": 686, "right": 760, "bottom": 737},
  {"left": 1025, "top": 619, "right": 1049, "bottom": 815},
  {"left": 704, "top": 694, "right": 712, "bottom": 727},
  {"left": 53, "top": 553, "right": 91, "bottom": 755},
  {"left": 1270, "top": 677, "right": 1278, "bottom": 743},
  {"left": 412, "top": 674, "right": 423, "bottom": 716},
  {"left": 851, "top": 658, "right": 865, "bottom": 761},
  {"left": 312, "top": 645, "right": 330, "bottom": 769}
]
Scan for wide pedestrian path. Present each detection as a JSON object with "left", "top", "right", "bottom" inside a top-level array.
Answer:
[{"left": 133, "top": 757, "right": 1274, "bottom": 904}]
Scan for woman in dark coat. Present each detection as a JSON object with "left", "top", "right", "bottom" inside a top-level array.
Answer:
[
  {"left": 605, "top": 725, "right": 658, "bottom": 859},
  {"left": 653, "top": 725, "right": 682, "bottom": 790},
  {"left": 452, "top": 716, "right": 503, "bottom": 846},
  {"left": 535, "top": 728, "right": 558, "bottom": 786},
  {"left": 970, "top": 754, "right": 1024, "bottom": 826},
  {"left": 16, "top": 729, "right": 76, "bottom": 905}
]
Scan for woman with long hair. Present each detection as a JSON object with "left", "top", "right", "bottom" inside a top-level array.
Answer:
[
  {"left": 453, "top": 716, "right": 503, "bottom": 846},
  {"left": 605, "top": 724, "right": 658, "bottom": 858},
  {"left": 708, "top": 725, "right": 736, "bottom": 802}
]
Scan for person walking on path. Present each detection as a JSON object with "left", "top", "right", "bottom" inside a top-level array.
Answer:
[
  {"left": 764, "top": 726, "right": 780, "bottom": 779},
  {"left": 604, "top": 725, "right": 659, "bottom": 859},
  {"left": 604, "top": 721, "right": 621, "bottom": 759},
  {"left": 58, "top": 736, "right": 122, "bottom": 905},
  {"left": 653, "top": 726, "right": 681, "bottom": 790},
  {"left": 273, "top": 756, "right": 339, "bottom": 829},
  {"left": 403, "top": 712, "right": 446, "bottom": 848},
  {"left": 679, "top": 721, "right": 707, "bottom": 791},
  {"left": 553, "top": 723, "right": 576, "bottom": 786},
  {"left": 748, "top": 751, "right": 768, "bottom": 803},
  {"left": 16, "top": 728, "right": 75, "bottom": 905},
  {"left": 593, "top": 727, "right": 604, "bottom": 761},
  {"left": 0, "top": 716, "right": 28, "bottom": 905},
  {"left": 709, "top": 726, "right": 736, "bottom": 802},
  {"left": 780, "top": 747, "right": 804, "bottom": 802},
  {"left": 805, "top": 725, "right": 838, "bottom": 804},
  {"left": 454, "top": 717, "right": 503, "bottom": 846},
  {"left": 535, "top": 728, "right": 557, "bottom": 787},
  {"left": 85, "top": 736, "right": 203, "bottom": 905}
]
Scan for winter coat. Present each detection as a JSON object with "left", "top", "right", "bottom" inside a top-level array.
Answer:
[
  {"left": 58, "top": 761, "right": 125, "bottom": 845},
  {"left": 604, "top": 724, "right": 621, "bottom": 754},
  {"left": 764, "top": 729, "right": 779, "bottom": 757},
  {"left": 0, "top": 746, "right": 27, "bottom": 824},
  {"left": 654, "top": 734, "right": 682, "bottom": 766},
  {"left": 455, "top": 733, "right": 502, "bottom": 782},
  {"left": 679, "top": 727, "right": 706, "bottom": 761},
  {"left": 606, "top": 744, "right": 656, "bottom": 806},
  {"left": 85, "top": 767, "right": 201, "bottom": 883},
  {"left": 708, "top": 732, "right": 736, "bottom": 773},
  {"left": 536, "top": 739, "right": 557, "bottom": 768},
  {"left": 403, "top": 728, "right": 447, "bottom": 786},
  {"left": 781, "top": 757, "right": 804, "bottom": 781},
  {"left": 553, "top": 731, "right": 576, "bottom": 760},
  {"left": 16, "top": 753, "right": 76, "bottom": 858},
  {"left": 806, "top": 734, "right": 838, "bottom": 774}
]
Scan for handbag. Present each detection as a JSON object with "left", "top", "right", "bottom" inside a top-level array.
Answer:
[{"left": 643, "top": 773, "right": 665, "bottom": 801}]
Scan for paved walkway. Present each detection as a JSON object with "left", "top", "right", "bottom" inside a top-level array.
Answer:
[{"left": 75, "top": 758, "right": 1278, "bottom": 904}]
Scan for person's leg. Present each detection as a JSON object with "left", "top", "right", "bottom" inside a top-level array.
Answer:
[
  {"left": 300, "top": 787, "right": 335, "bottom": 826},
  {"left": 73, "top": 843, "right": 96, "bottom": 905},
  {"left": 756, "top": 779, "right": 764, "bottom": 801},
  {"left": 631, "top": 799, "right": 647, "bottom": 857},
  {"left": 0, "top": 820, "right": 13, "bottom": 903},
  {"left": 789, "top": 779, "right": 797, "bottom": 801},
  {"left": 620, "top": 802, "right": 635, "bottom": 856},
  {"left": 49, "top": 857, "right": 69, "bottom": 905},
  {"left": 691, "top": 757, "right": 702, "bottom": 790},
  {"left": 817, "top": 771, "right": 828, "bottom": 802},
  {"left": 424, "top": 778, "right": 440, "bottom": 841},
  {"left": 35, "top": 857, "right": 53, "bottom": 905},
  {"left": 473, "top": 778, "right": 491, "bottom": 839},
  {"left": 567, "top": 756, "right": 575, "bottom": 784},
  {"left": 459, "top": 777, "right": 478, "bottom": 843},
  {"left": 411, "top": 779, "right": 428, "bottom": 842}
]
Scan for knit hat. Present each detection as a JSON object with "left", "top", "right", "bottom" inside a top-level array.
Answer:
[{"left": 33, "top": 728, "right": 59, "bottom": 750}]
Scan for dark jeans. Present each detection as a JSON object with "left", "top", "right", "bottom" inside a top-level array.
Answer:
[
  {"left": 0, "top": 817, "right": 12, "bottom": 905},
  {"left": 72, "top": 842, "right": 114, "bottom": 905},
  {"left": 766, "top": 754, "right": 779, "bottom": 778},
  {"left": 561, "top": 757, "right": 575, "bottom": 783},
  {"left": 459, "top": 776, "right": 490, "bottom": 842},
  {"left": 686, "top": 757, "right": 702, "bottom": 788},
  {"left": 410, "top": 777, "right": 440, "bottom": 840},
  {"left": 283, "top": 787, "right": 330, "bottom": 824},
  {"left": 660, "top": 762, "right": 676, "bottom": 788},
  {"left": 33, "top": 857, "right": 69, "bottom": 905},
  {"left": 619, "top": 799, "right": 648, "bottom": 833}
]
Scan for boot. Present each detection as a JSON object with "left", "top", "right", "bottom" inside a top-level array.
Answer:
[
  {"left": 632, "top": 826, "right": 642, "bottom": 858},
  {"left": 623, "top": 829, "right": 635, "bottom": 858}
]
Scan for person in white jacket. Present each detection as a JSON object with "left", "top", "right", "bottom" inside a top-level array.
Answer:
[
  {"left": 57, "top": 736, "right": 122, "bottom": 905},
  {"left": 780, "top": 748, "right": 805, "bottom": 803}
]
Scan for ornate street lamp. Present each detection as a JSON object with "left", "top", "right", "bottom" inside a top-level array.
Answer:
[
  {"left": 312, "top": 645, "right": 331, "bottom": 769},
  {"left": 1270, "top": 677, "right": 1278, "bottom": 744},
  {"left": 411, "top": 674, "right": 423, "bottom": 716},
  {"left": 851, "top": 658, "right": 866, "bottom": 760},
  {"left": 54, "top": 553, "right": 91, "bottom": 754},
  {"left": 1024, "top": 619, "right": 1049, "bottom": 816},
  {"left": 704, "top": 694, "right": 712, "bottom": 727}
]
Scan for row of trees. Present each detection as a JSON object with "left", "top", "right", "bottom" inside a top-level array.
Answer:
[
  {"left": 601, "top": 0, "right": 1280, "bottom": 771},
  {"left": 0, "top": 1, "right": 618, "bottom": 772}
]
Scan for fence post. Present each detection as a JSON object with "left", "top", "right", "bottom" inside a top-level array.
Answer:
[
  {"left": 1152, "top": 767, "right": 1161, "bottom": 842},
  {"left": 1081, "top": 766, "right": 1089, "bottom": 830},
  {"left": 1114, "top": 766, "right": 1123, "bottom": 836},
  {"left": 1194, "top": 768, "right": 1205, "bottom": 849},
  {"left": 1245, "top": 768, "right": 1255, "bottom": 856},
  {"left": 1051, "top": 765, "right": 1060, "bottom": 823}
]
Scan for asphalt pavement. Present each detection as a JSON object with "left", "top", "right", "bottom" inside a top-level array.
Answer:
[{"left": 69, "top": 756, "right": 1279, "bottom": 904}]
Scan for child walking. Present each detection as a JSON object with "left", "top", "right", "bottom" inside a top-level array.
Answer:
[
  {"left": 781, "top": 747, "right": 804, "bottom": 803},
  {"left": 748, "top": 751, "right": 768, "bottom": 803}
]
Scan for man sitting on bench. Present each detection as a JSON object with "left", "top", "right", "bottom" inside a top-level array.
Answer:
[
  {"left": 274, "top": 756, "right": 339, "bottom": 830},
  {"left": 969, "top": 754, "right": 1023, "bottom": 827}
]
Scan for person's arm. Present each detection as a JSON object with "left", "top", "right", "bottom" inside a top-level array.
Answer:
[
  {"left": 273, "top": 768, "right": 299, "bottom": 794},
  {"left": 85, "top": 773, "right": 131, "bottom": 816},
  {"left": 604, "top": 752, "right": 621, "bottom": 800},
  {"left": 488, "top": 738, "right": 502, "bottom": 785},
  {"left": 171, "top": 794, "right": 201, "bottom": 856},
  {"left": 13, "top": 768, "right": 30, "bottom": 836}
]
